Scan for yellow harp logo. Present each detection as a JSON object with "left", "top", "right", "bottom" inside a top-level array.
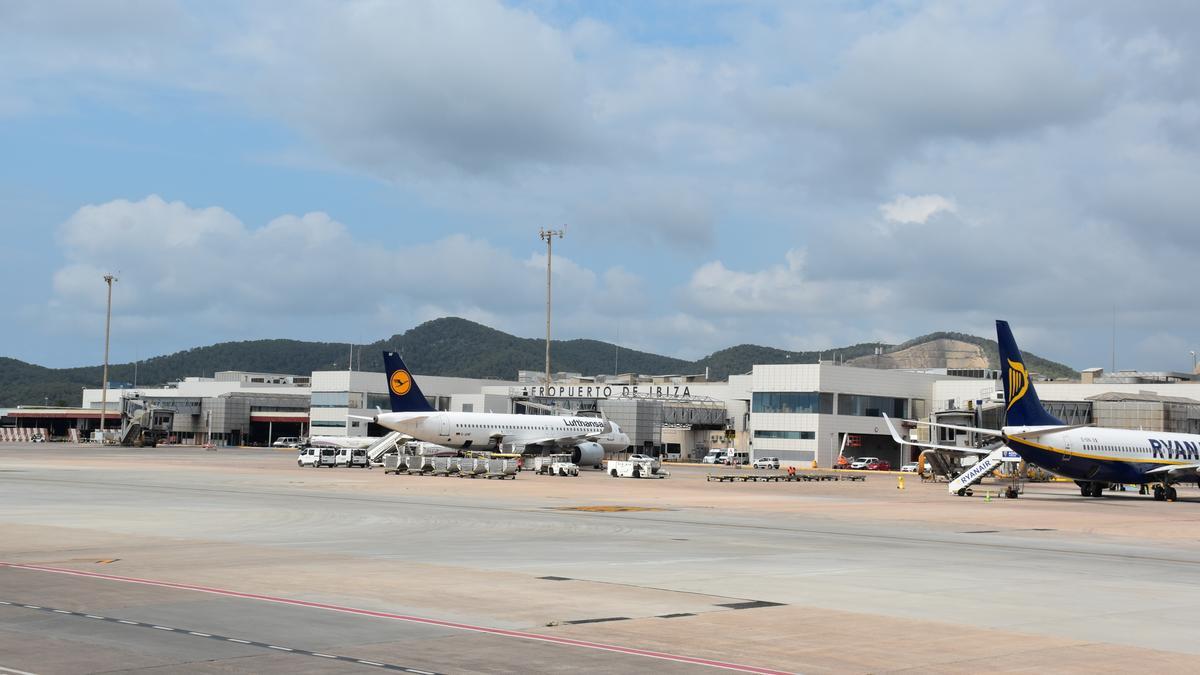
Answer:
[
  {"left": 389, "top": 370, "right": 412, "bottom": 396},
  {"left": 1006, "top": 359, "right": 1028, "bottom": 410}
]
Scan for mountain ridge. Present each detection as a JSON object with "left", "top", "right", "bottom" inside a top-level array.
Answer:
[{"left": 0, "top": 317, "right": 1078, "bottom": 407}]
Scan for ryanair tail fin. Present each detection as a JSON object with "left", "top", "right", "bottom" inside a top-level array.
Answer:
[
  {"left": 996, "top": 320, "right": 1063, "bottom": 427},
  {"left": 382, "top": 351, "right": 434, "bottom": 413}
]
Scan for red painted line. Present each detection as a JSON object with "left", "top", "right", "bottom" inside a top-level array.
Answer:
[{"left": 0, "top": 562, "right": 791, "bottom": 674}]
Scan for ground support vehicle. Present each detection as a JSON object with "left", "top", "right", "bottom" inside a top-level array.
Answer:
[
  {"left": 607, "top": 458, "right": 668, "bottom": 478},
  {"left": 706, "top": 472, "right": 865, "bottom": 482},
  {"left": 533, "top": 454, "right": 579, "bottom": 476}
]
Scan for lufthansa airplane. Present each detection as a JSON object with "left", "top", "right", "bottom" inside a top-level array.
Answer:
[
  {"left": 887, "top": 320, "right": 1200, "bottom": 501},
  {"left": 361, "top": 352, "right": 631, "bottom": 467}
]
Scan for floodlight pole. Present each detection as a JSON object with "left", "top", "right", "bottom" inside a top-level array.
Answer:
[
  {"left": 100, "top": 274, "right": 117, "bottom": 442},
  {"left": 540, "top": 228, "right": 564, "bottom": 390}
]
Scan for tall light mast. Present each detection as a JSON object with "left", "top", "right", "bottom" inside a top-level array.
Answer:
[
  {"left": 539, "top": 228, "right": 564, "bottom": 390},
  {"left": 100, "top": 274, "right": 117, "bottom": 441}
]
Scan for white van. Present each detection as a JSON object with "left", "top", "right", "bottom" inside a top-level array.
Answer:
[
  {"left": 336, "top": 447, "right": 369, "bottom": 468},
  {"left": 273, "top": 437, "right": 300, "bottom": 448},
  {"left": 297, "top": 447, "right": 319, "bottom": 467}
]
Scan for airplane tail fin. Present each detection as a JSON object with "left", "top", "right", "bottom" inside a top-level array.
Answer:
[
  {"left": 996, "top": 320, "right": 1063, "bottom": 427},
  {"left": 382, "top": 351, "right": 434, "bottom": 413}
]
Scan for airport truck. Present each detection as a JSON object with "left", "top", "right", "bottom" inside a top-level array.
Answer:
[
  {"left": 606, "top": 457, "right": 668, "bottom": 479},
  {"left": 533, "top": 453, "right": 579, "bottom": 477}
]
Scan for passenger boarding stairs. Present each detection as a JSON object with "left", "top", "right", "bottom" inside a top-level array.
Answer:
[
  {"left": 366, "top": 431, "right": 407, "bottom": 463},
  {"left": 948, "top": 446, "right": 1017, "bottom": 495}
]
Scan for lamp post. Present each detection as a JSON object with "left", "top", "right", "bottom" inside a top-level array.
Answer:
[
  {"left": 100, "top": 274, "right": 117, "bottom": 442},
  {"left": 539, "top": 228, "right": 564, "bottom": 390}
]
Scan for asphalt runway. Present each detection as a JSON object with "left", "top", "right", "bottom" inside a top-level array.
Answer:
[{"left": 3, "top": 445, "right": 1199, "bottom": 673}]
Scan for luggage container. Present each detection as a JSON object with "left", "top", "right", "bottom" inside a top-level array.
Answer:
[
  {"left": 406, "top": 455, "right": 434, "bottom": 475},
  {"left": 485, "top": 458, "right": 518, "bottom": 479},
  {"left": 458, "top": 457, "right": 487, "bottom": 477}
]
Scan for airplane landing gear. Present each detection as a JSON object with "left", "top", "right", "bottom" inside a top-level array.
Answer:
[
  {"left": 1076, "top": 481, "right": 1105, "bottom": 498},
  {"left": 1152, "top": 484, "right": 1177, "bottom": 501}
]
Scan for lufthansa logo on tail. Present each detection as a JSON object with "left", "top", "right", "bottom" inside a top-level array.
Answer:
[
  {"left": 1006, "top": 358, "right": 1028, "bottom": 410},
  {"left": 389, "top": 369, "right": 412, "bottom": 396}
]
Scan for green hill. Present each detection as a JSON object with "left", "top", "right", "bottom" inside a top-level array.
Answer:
[{"left": 0, "top": 318, "right": 1078, "bottom": 407}]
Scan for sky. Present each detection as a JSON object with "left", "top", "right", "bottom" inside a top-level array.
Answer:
[{"left": 2, "top": 0, "right": 1199, "bottom": 372}]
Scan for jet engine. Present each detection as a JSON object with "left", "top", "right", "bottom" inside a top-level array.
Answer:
[{"left": 571, "top": 442, "right": 605, "bottom": 469}]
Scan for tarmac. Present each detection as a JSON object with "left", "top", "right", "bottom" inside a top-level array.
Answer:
[{"left": 3, "top": 444, "right": 1200, "bottom": 673}]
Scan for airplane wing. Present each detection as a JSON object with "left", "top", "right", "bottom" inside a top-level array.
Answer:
[
  {"left": 524, "top": 433, "right": 599, "bottom": 446},
  {"left": 348, "top": 414, "right": 377, "bottom": 422},
  {"left": 1143, "top": 462, "right": 1200, "bottom": 479},
  {"left": 897, "top": 416, "right": 1005, "bottom": 438},
  {"left": 882, "top": 414, "right": 996, "bottom": 455}
]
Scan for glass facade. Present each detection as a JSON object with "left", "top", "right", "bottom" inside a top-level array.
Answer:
[
  {"left": 837, "top": 394, "right": 907, "bottom": 418},
  {"left": 754, "top": 430, "right": 815, "bottom": 440},
  {"left": 751, "top": 392, "right": 834, "bottom": 414}
]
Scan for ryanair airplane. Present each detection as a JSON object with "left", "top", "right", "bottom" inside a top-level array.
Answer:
[
  {"left": 887, "top": 320, "right": 1200, "bottom": 501},
  {"left": 358, "top": 352, "right": 631, "bottom": 467}
]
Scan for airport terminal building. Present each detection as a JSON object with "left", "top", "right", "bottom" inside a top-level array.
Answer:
[{"left": 11, "top": 358, "right": 1200, "bottom": 466}]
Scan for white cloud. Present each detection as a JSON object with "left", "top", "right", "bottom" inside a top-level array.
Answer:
[
  {"left": 43, "top": 196, "right": 652, "bottom": 358},
  {"left": 879, "top": 194, "right": 957, "bottom": 224}
]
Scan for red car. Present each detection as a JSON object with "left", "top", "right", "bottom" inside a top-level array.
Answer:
[{"left": 866, "top": 459, "right": 892, "bottom": 471}]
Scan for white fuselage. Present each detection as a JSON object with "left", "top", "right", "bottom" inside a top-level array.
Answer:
[
  {"left": 1004, "top": 425, "right": 1200, "bottom": 483},
  {"left": 374, "top": 411, "right": 630, "bottom": 453},
  {"left": 307, "top": 435, "right": 377, "bottom": 449}
]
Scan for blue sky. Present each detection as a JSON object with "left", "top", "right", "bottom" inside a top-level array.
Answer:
[{"left": 3, "top": 1, "right": 1200, "bottom": 372}]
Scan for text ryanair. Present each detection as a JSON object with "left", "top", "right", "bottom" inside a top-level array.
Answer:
[{"left": 1149, "top": 438, "right": 1200, "bottom": 460}]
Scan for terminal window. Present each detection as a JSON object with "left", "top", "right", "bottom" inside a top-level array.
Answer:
[
  {"left": 753, "top": 430, "right": 816, "bottom": 440},
  {"left": 752, "top": 392, "right": 834, "bottom": 414},
  {"left": 837, "top": 394, "right": 907, "bottom": 418}
]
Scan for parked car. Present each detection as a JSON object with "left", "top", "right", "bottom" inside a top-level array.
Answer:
[
  {"left": 702, "top": 454, "right": 724, "bottom": 464},
  {"left": 273, "top": 436, "right": 300, "bottom": 448},
  {"left": 848, "top": 456, "right": 879, "bottom": 470},
  {"left": 866, "top": 459, "right": 892, "bottom": 471},
  {"left": 900, "top": 462, "right": 919, "bottom": 472},
  {"left": 752, "top": 457, "right": 780, "bottom": 469}
]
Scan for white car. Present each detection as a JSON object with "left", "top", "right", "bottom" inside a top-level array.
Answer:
[
  {"left": 848, "top": 456, "right": 879, "bottom": 470},
  {"left": 701, "top": 454, "right": 724, "bottom": 464},
  {"left": 900, "top": 462, "right": 919, "bottom": 473},
  {"left": 752, "top": 457, "right": 780, "bottom": 469},
  {"left": 273, "top": 437, "right": 301, "bottom": 448}
]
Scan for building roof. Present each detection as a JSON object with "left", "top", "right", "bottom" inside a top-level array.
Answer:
[{"left": 1086, "top": 391, "right": 1200, "bottom": 405}]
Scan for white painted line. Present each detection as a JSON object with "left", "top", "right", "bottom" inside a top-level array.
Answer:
[
  {"left": 22, "top": 606, "right": 40, "bottom": 609},
  {"left": 267, "top": 645, "right": 293, "bottom": 651},
  {"left": 152, "top": 626, "right": 174, "bottom": 631},
  {"left": 52, "top": 610, "right": 71, "bottom": 614},
  {"left": 357, "top": 660, "right": 384, "bottom": 666},
  {"left": 85, "top": 615, "right": 105, "bottom": 619},
  {"left": 1, "top": 562, "right": 791, "bottom": 675},
  {"left": 227, "top": 638, "right": 251, "bottom": 644},
  {"left": 312, "top": 653, "right": 337, "bottom": 659},
  {"left": 0, "top": 665, "right": 41, "bottom": 675},
  {"left": 409, "top": 670, "right": 434, "bottom": 675},
  {"left": 0, "top": 601, "right": 11, "bottom": 605},
  {"left": 118, "top": 620, "right": 138, "bottom": 625},
  {"left": 188, "top": 631, "right": 211, "bottom": 637}
]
